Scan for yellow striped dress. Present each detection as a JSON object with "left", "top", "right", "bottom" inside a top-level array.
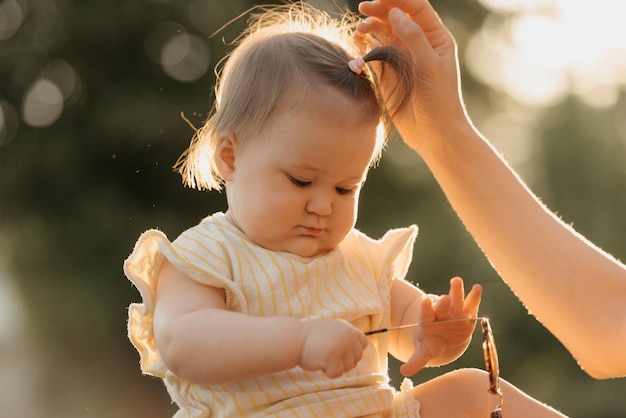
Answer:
[{"left": 125, "top": 212, "right": 420, "bottom": 418}]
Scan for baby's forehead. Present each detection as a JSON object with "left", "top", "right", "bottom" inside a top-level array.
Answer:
[{"left": 274, "top": 81, "right": 379, "bottom": 123}]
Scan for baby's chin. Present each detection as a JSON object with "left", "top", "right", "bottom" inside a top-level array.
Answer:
[
  {"left": 245, "top": 227, "right": 346, "bottom": 258},
  {"left": 272, "top": 238, "right": 335, "bottom": 259}
]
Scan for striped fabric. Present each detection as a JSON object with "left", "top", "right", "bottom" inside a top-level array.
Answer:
[{"left": 125, "top": 212, "right": 420, "bottom": 417}]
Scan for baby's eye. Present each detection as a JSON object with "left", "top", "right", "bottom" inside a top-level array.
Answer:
[
  {"left": 288, "top": 175, "right": 311, "bottom": 188},
  {"left": 335, "top": 186, "right": 354, "bottom": 195}
]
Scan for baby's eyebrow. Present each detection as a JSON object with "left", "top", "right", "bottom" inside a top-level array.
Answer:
[
  {"left": 284, "top": 161, "right": 369, "bottom": 183},
  {"left": 286, "top": 162, "right": 321, "bottom": 172},
  {"left": 344, "top": 177, "right": 366, "bottom": 185},
  {"left": 338, "top": 170, "right": 371, "bottom": 184}
]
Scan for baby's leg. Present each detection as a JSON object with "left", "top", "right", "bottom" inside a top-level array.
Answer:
[{"left": 412, "top": 368, "right": 567, "bottom": 417}]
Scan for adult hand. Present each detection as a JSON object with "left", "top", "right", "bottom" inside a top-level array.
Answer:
[{"left": 355, "top": 0, "right": 470, "bottom": 150}]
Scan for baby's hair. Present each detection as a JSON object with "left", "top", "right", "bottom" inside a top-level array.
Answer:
[{"left": 175, "top": 2, "right": 415, "bottom": 191}]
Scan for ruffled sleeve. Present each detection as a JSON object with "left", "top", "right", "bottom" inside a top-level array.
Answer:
[
  {"left": 347, "top": 225, "right": 418, "bottom": 284},
  {"left": 124, "top": 229, "right": 180, "bottom": 377},
  {"left": 123, "top": 221, "right": 247, "bottom": 377},
  {"left": 377, "top": 225, "right": 419, "bottom": 283}
]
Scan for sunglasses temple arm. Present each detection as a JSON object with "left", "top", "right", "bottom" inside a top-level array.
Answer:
[
  {"left": 364, "top": 328, "right": 388, "bottom": 336},
  {"left": 365, "top": 322, "right": 426, "bottom": 335},
  {"left": 365, "top": 318, "right": 482, "bottom": 336}
]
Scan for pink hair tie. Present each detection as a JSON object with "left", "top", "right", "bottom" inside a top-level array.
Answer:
[{"left": 348, "top": 56, "right": 366, "bottom": 74}]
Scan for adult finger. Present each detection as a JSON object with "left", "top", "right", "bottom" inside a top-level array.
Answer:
[
  {"left": 377, "top": 0, "right": 445, "bottom": 34},
  {"left": 355, "top": 17, "right": 400, "bottom": 49},
  {"left": 386, "top": 7, "right": 447, "bottom": 65},
  {"left": 358, "top": 0, "right": 392, "bottom": 21}
]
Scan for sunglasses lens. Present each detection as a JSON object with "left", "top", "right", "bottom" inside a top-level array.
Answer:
[
  {"left": 482, "top": 319, "right": 501, "bottom": 395},
  {"left": 482, "top": 318, "right": 504, "bottom": 417}
]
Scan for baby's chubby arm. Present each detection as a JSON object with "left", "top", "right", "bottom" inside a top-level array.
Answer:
[
  {"left": 388, "top": 277, "right": 482, "bottom": 376},
  {"left": 153, "top": 260, "right": 368, "bottom": 385}
]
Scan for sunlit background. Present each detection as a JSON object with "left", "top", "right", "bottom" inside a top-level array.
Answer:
[{"left": 1, "top": 0, "right": 625, "bottom": 417}]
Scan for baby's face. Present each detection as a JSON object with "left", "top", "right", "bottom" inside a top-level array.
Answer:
[{"left": 225, "top": 89, "right": 379, "bottom": 257}]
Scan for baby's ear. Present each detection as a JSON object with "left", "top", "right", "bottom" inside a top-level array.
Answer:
[{"left": 214, "top": 135, "right": 237, "bottom": 181}]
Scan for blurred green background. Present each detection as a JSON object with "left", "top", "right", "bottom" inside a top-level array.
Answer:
[{"left": 1, "top": 0, "right": 625, "bottom": 417}]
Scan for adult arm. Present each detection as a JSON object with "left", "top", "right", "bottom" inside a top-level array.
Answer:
[{"left": 357, "top": 0, "right": 626, "bottom": 379}]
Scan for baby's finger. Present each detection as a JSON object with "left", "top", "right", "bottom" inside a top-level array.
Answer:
[
  {"left": 399, "top": 346, "right": 430, "bottom": 376},
  {"left": 419, "top": 295, "right": 436, "bottom": 322},
  {"left": 463, "top": 284, "right": 483, "bottom": 314},
  {"left": 343, "top": 350, "right": 358, "bottom": 371},
  {"left": 448, "top": 277, "right": 464, "bottom": 301},
  {"left": 433, "top": 294, "right": 451, "bottom": 319},
  {"left": 400, "top": 338, "right": 446, "bottom": 376},
  {"left": 324, "top": 361, "right": 344, "bottom": 379},
  {"left": 447, "top": 277, "right": 465, "bottom": 315},
  {"left": 357, "top": 330, "right": 369, "bottom": 349}
]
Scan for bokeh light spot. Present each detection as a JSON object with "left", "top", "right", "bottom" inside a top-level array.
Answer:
[
  {"left": 0, "top": 0, "right": 23, "bottom": 40},
  {"left": 144, "top": 21, "right": 186, "bottom": 64},
  {"left": 0, "top": 100, "right": 19, "bottom": 146},
  {"left": 471, "top": 0, "right": 626, "bottom": 107},
  {"left": 22, "top": 79, "right": 64, "bottom": 128},
  {"left": 160, "top": 32, "right": 210, "bottom": 82},
  {"left": 40, "top": 59, "right": 80, "bottom": 102}
]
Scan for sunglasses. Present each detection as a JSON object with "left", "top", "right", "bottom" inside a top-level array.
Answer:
[{"left": 366, "top": 317, "right": 504, "bottom": 417}]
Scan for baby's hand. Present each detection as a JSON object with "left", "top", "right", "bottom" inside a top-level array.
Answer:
[
  {"left": 401, "top": 277, "right": 482, "bottom": 376},
  {"left": 298, "top": 319, "right": 368, "bottom": 378}
]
